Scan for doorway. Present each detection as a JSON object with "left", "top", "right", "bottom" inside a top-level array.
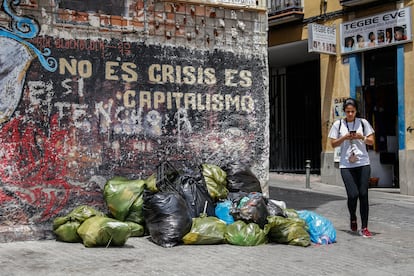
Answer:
[
  {"left": 269, "top": 60, "right": 321, "bottom": 173},
  {"left": 361, "top": 47, "right": 399, "bottom": 187}
]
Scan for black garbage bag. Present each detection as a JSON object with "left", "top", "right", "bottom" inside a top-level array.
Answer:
[
  {"left": 156, "top": 161, "right": 182, "bottom": 193},
  {"left": 231, "top": 192, "right": 269, "bottom": 228},
  {"left": 227, "top": 191, "right": 248, "bottom": 204},
  {"left": 267, "top": 199, "right": 287, "bottom": 217},
  {"left": 143, "top": 190, "right": 192, "bottom": 248},
  {"left": 223, "top": 161, "right": 262, "bottom": 193},
  {"left": 179, "top": 170, "right": 215, "bottom": 218}
]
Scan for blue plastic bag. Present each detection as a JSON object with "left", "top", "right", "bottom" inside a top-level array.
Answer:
[
  {"left": 215, "top": 200, "right": 234, "bottom": 224},
  {"left": 297, "top": 210, "right": 336, "bottom": 244}
]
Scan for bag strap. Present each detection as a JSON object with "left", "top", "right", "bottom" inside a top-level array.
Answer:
[
  {"left": 337, "top": 119, "right": 342, "bottom": 139},
  {"left": 360, "top": 118, "right": 365, "bottom": 135},
  {"left": 337, "top": 118, "right": 366, "bottom": 138}
]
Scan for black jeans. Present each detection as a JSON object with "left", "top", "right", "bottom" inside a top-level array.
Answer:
[{"left": 340, "top": 165, "right": 371, "bottom": 229}]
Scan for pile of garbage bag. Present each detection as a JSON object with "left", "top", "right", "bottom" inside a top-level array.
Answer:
[{"left": 53, "top": 161, "right": 336, "bottom": 248}]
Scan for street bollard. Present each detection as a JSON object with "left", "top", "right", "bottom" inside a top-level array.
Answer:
[{"left": 305, "top": 159, "right": 311, "bottom": 189}]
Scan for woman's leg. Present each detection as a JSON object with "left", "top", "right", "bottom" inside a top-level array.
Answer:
[
  {"left": 341, "top": 168, "right": 359, "bottom": 222},
  {"left": 358, "top": 165, "right": 371, "bottom": 228}
]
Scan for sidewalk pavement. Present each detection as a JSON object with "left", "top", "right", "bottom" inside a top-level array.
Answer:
[{"left": 0, "top": 173, "right": 414, "bottom": 276}]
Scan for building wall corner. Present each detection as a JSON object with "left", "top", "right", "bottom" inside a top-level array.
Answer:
[
  {"left": 399, "top": 149, "right": 414, "bottom": 195},
  {"left": 320, "top": 152, "right": 344, "bottom": 187}
]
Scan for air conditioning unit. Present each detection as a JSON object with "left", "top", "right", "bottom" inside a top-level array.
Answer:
[{"left": 340, "top": 0, "right": 379, "bottom": 6}]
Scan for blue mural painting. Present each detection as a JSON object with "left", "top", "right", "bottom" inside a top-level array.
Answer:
[{"left": 0, "top": 0, "right": 57, "bottom": 123}]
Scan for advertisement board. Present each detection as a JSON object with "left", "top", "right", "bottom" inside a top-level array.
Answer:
[
  {"left": 340, "top": 7, "right": 412, "bottom": 54},
  {"left": 308, "top": 23, "right": 337, "bottom": 55}
]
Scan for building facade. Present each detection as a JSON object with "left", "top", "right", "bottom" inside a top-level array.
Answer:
[
  {"left": 268, "top": 0, "right": 414, "bottom": 195},
  {"left": 0, "top": 0, "right": 269, "bottom": 241}
]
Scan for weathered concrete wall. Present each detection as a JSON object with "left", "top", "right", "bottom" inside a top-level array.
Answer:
[
  {"left": 399, "top": 150, "right": 414, "bottom": 195},
  {"left": 0, "top": 0, "right": 269, "bottom": 241}
]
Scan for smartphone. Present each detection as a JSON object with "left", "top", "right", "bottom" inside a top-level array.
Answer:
[{"left": 350, "top": 130, "right": 356, "bottom": 134}]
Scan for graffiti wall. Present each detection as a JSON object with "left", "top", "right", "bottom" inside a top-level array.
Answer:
[{"left": 0, "top": 0, "right": 268, "bottom": 237}]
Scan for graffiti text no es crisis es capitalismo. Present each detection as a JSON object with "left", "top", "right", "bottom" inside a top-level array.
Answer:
[{"left": 58, "top": 58, "right": 255, "bottom": 114}]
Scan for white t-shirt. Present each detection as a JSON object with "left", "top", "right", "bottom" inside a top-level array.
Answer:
[{"left": 328, "top": 118, "right": 375, "bottom": 168}]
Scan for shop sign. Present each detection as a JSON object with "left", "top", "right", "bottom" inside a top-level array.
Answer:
[
  {"left": 340, "top": 7, "right": 412, "bottom": 54},
  {"left": 308, "top": 23, "right": 337, "bottom": 55}
]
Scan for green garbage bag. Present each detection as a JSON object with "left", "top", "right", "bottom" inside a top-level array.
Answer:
[
  {"left": 285, "top": 208, "right": 300, "bottom": 218},
  {"left": 125, "top": 195, "right": 144, "bottom": 224},
  {"left": 54, "top": 221, "right": 82, "bottom": 243},
  {"left": 125, "top": 221, "right": 145, "bottom": 237},
  {"left": 67, "top": 205, "right": 105, "bottom": 222},
  {"left": 53, "top": 205, "right": 105, "bottom": 230},
  {"left": 77, "top": 216, "right": 131, "bottom": 247},
  {"left": 53, "top": 216, "right": 70, "bottom": 231},
  {"left": 183, "top": 215, "right": 227, "bottom": 245},
  {"left": 265, "top": 215, "right": 311, "bottom": 247},
  {"left": 144, "top": 173, "right": 158, "bottom": 192},
  {"left": 225, "top": 220, "right": 268, "bottom": 246},
  {"left": 104, "top": 176, "right": 145, "bottom": 222},
  {"left": 201, "top": 164, "right": 228, "bottom": 201},
  {"left": 53, "top": 205, "right": 105, "bottom": 243}
]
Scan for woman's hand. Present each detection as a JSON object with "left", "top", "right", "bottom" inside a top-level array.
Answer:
[
  {"left": 350, "top": 132, "right": 364, "bottom": 140},
  {"left": 331, "top": 132, "right": 364, "bottom": 148},
  {"left": 346, "top": 132, "right": 356, "bottom": 140}
]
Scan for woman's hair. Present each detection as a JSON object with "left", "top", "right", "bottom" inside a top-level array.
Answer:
[
  {"left": 345, "top": 37, "right": 354, "bottom": 47},
  {"left": 342, "top": 98, "right": 358, "bottom": 111}
]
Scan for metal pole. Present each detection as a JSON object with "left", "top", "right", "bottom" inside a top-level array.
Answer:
[{"left": 305, "top": 159, "right": 311, "bottom": 189}]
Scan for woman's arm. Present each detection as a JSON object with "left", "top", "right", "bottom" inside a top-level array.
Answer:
[
  {"left": 330, "top": 133, "right": 351, "bottom": 148},
  {"left": 352, "top": 132, "right": 375, "bottom": 146},
  {"left": 362, "top": 134, "right": 375, "bottom": 146}
]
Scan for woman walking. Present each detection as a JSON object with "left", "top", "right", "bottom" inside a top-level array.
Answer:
[{"left": 328, "top": 98, "right": 375, "bottom": 237}]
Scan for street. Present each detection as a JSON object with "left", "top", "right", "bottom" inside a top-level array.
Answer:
[{"left": 1, "top": 173, "right": 413, "bottom": 276}]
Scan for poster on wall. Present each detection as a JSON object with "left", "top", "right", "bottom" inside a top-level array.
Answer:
[
  {"left": 340, "top": 7, "right": 412, "bottom": 54},
  {"left": 308, "top": 23, "right": 337, "bottom": 55}
]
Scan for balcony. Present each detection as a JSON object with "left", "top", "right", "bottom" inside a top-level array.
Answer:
[
  {"left": 268, "top": 0, "right": 304, "bottom": 27},
  {"left": 339, "top": 0, "right": 380, "bottom": 7}
]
